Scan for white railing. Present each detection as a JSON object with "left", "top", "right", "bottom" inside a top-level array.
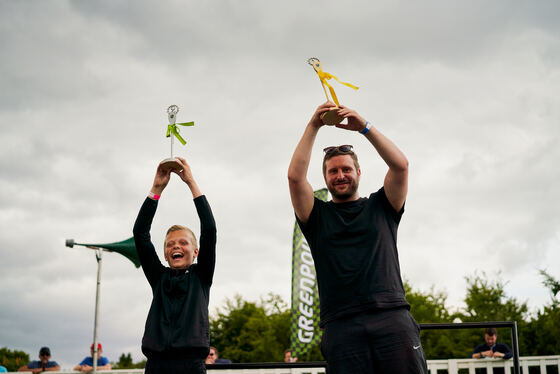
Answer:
[
  {"left": 8, "top": 370, "right": 323, "bottom": 374},
  {"left": 427, "top": 356, "right": 560, "bottom": 374},
  {"left": 9, "top": 356, "right": 560, "bottom": 374}
]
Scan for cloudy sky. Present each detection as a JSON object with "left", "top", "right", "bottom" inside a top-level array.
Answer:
[{"left": 1, "top": 0, "right": 559, "bottom": 368}]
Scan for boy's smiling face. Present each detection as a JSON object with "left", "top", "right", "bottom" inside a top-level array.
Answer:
[{"left": 164, "top": 229, "right": 198, "bottom": 269}]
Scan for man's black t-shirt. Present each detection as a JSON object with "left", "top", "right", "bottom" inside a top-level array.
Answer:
[{"left": 297, "top": 187, "right": 409, "bottom": 327}]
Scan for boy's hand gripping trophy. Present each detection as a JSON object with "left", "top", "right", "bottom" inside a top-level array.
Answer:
[
  {"left": 307, "top": 58, "right": 359, "bottom": 125},
  {"left": 160, "top": 105, "right": 194, "bottom": 172}
]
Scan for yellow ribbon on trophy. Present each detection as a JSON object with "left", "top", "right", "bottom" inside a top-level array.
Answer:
[{"left": 308, "top": 57, "right": 358, "bottom": 106}]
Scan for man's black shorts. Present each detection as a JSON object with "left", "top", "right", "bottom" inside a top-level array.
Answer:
[{"left": 321, "top": 307, "right": 428, "bottom": 374}]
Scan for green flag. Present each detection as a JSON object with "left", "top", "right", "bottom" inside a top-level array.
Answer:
[{"left": 289, "top": 188, "right": 328, "bottom": 358}]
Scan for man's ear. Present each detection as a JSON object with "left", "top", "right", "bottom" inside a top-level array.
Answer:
[{"left": 193, "top": 248, "right": 199, "bottom": 259}]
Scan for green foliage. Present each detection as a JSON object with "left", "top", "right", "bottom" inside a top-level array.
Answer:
[
  {"left": 0, "top": 347, "right": 30, "bottom": 372},
  {"left": 461, "top": 272, "right": 528, "bottom": 323},
  {"left": 459, "top": 272, "right": 529, "bottom": 355},
  {"left": 523, "top": 271, "right": 560, "bottom": 356},
  {"left": 524, "top": 303, "right": 560, "bottom": 355},
  {"left": 539, "top": 269, "right": 560, "bottom": 299},
  {"left": 111, "top": 352, "right": 146, "bottom": 369},
  {"left": 406, "top": 281, "right": 451, "bottom": 323},
  {"left": 405, "top": 272, "right": 532, "bottom": 359},
  {"left": 405, "top": 281, "right": 460, "bottom": 359},
  {"left": 210, "top": 293, "right": 304, "bottom": 363}
]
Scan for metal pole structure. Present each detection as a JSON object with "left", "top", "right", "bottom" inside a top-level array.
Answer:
[
  {"left": 92, "top": 247, "right": 103, "bottom": 374},
  {"left": 511, "top": 321, "right": 520, "bottom": 374},
  {"left": 65, "top": 237, "right": 139, "bottom": 373},
  {"left": 420, "top": 321, "right": 521, "bottom": 374},
  {"left": 170, "top": 130, "right": 174, "bottom": 158}
]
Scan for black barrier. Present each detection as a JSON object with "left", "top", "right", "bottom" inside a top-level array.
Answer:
[
  {"left": 419, "top": 321, "right": 520, "bottom": 374},
  {"left": 206, "top": 321, "right": 520, "bottom": 374}
]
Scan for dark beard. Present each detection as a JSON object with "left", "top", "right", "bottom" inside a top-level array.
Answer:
[{"left": 327, "top": 180, "right": 359, "bottom": 200}]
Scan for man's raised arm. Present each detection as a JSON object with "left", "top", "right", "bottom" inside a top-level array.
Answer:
[
  {"left": 288, "top": 102, "right": 335, "bottom": 224},
  {"left": 336, "top": 106, "right": 409, "bottom": 212}
]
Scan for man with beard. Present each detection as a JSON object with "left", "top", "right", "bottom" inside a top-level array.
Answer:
[
  {"left": 287, "top": 102, "right": 427, "bottom": 374},
  {"left": 472, "top": 328, "right": 512, "bottom": 359}
]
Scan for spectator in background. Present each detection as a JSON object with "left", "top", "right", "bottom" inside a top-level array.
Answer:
[
  {"left": 205, "top": 347, "right": 231, "bottom": 364},
  {"left": 284, "top": 349, "right": 297, "bottom": 363},
  {"left": 18, "top": 347, "right": 60, "bottom": 373},
  {"left": 472, "top": 328, "right": 512, "bottom": 359},
  {"left": 73, "top": 343, "right": 111, "bottom": 372}
]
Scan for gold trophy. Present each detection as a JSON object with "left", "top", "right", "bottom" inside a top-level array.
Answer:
[{"left": 307, "top": 58, "right": 359, "bottom": 125}]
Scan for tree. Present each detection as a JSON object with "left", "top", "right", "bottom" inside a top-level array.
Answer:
[
  {"left": 407, "top": 272, "right": 530, "bottom": 359},
  {"left": 0, "top": 347, "right": 29, "bottom": 372},
  {"left": 111, "top": 352, "right": 146, "bottom": 369},
  {"left": 461, "top": 272, "right": 528, "bottom": 323},
  {"left": 522, "top": 270, "right": 560, "bottom": 356},
  {"left": 458, "top": 272, "right": 529, "bottom": 356},
  {"left": 405, "top": 281, "right": 459, "bottom": 359},
  {"left": 539, "top": 269, "right": 560, "bottom": 298},
  {"left": 210, "top": 293, "right": 306, "bottom": 363},
  {"left": 406, "top": 281, "right": 451, "bottom": 324}
]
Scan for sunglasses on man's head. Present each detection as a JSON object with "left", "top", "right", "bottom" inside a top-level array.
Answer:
[{"left": 323, "top": 145, "right": 354, "bottom": 155}]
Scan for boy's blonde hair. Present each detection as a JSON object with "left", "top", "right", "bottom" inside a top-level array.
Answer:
[{"left": 163, "top": 225, "right": 198, "bottom": 251}]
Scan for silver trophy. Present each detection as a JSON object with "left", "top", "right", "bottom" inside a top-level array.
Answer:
[{"left": 160, "top": 105, "right": 194, "bottom": 172}]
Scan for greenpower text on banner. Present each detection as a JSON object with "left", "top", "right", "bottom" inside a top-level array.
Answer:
[{"left": 289, "top": 188, "right": 328, "bottom": 357}]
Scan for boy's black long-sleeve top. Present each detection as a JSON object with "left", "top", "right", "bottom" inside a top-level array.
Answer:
[{"left": 133, "top": 195, "right": 216, "bottom": 359}]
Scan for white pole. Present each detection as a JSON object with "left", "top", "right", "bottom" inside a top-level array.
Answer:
[
  {"left": 170, "top": 131, "right": 174, "bottom": 158},
  {"left": 92, "top": 248, "right": 103, "bottom": 374}
]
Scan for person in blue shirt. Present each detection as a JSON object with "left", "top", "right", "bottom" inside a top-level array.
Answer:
[
  {"left": 472, "top": 328, "right": 513, "bottom": 359},
  {"left": 0, "top": 365, "right": 7, "bottom": 372},
  {"left": 18, "top": 347, "right": 60, "bottom": 373},
  {"left": 73, "top": 343, "right": 111, "bottom": 372}
]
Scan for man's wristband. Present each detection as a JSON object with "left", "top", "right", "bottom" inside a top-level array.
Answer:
[
  {"left": 148, "top": 192, "right": 161, "bottom": 200},
  {"left": 360, "top": 121, "right": 371, "bottom": 135}
]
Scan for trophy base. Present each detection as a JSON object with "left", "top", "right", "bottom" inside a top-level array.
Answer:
[
  {"left": 160, "top": 158, "right": 183, "bottom": 172},
  {"left": 321, "top": 108, "right": 344, "bottom": 126}
]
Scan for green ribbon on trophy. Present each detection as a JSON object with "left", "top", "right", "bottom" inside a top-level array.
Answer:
[
  {"left": 166, "top": 123, "right": 194, "bottom": 145},
  {"left": 166, "top": 105, "right": 194, "bottom": 146}
]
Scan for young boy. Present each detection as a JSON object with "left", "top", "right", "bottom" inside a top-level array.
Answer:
[{"left": 133, "top": 157, "right": 217, "bottom": 374}]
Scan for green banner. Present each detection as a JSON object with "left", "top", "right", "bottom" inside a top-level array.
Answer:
[{"left": 289, "top": 188, "right": 328, "bottom": 358}]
